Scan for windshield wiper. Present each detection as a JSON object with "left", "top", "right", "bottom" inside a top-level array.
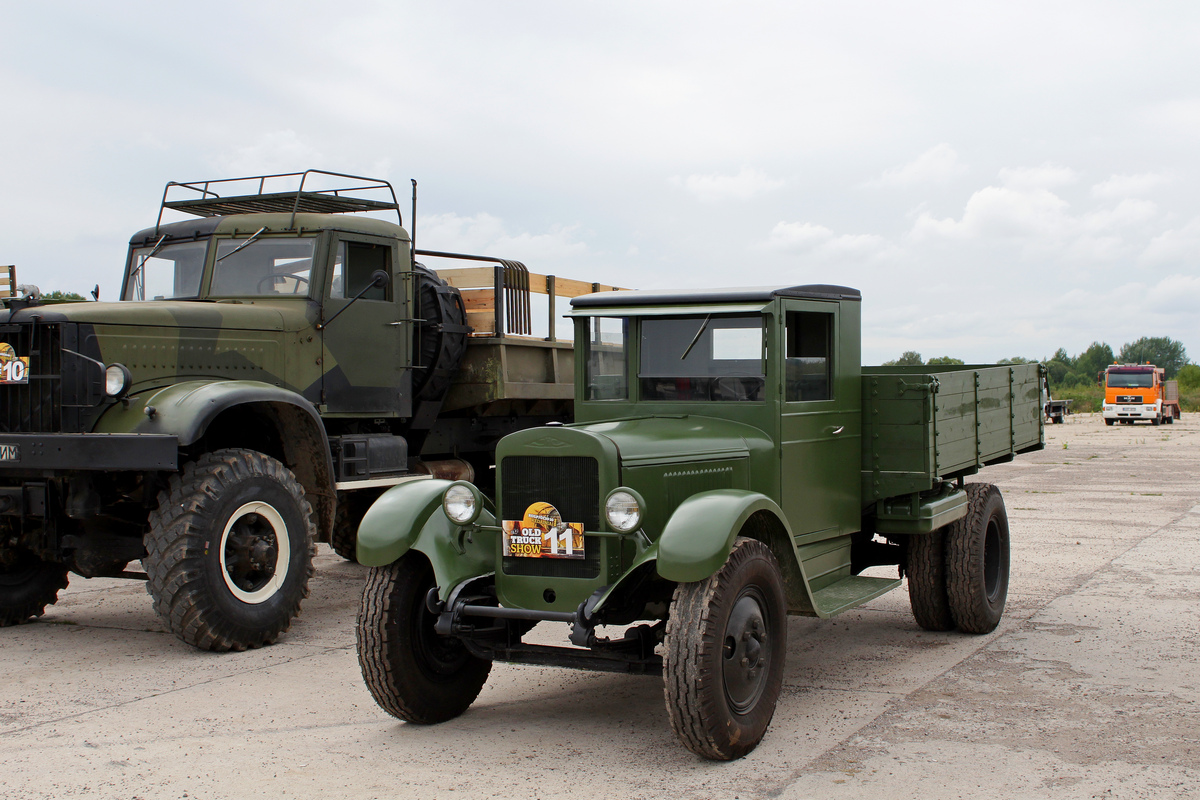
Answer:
[
  {"left": 680, "top": 314, "right": 711, "bottom": 361},
  {"left": 129, "top": 235, "right": 167, "bottom": 299},
  {"left": 216, "top": 227, "right": 268, "bottom": 262}
]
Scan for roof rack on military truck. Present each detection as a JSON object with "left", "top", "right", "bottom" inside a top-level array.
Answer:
[{"left": 156, "top": 169, "right": 402, "bottom": 232}]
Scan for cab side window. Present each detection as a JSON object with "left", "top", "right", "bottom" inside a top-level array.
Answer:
[
  {"left": 331, "top": 241, "right": 391, "bottom": 301},
  {"left": 785, "top": 310, "right": 833, "bottom": 402}
]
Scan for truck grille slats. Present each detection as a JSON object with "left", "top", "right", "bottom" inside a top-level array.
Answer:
[
  {"left": 500, "top": 455, "right": 601, "bottom": 579},
  {"left": 0, "top": 323, "right": 63, "bottom": 433}
]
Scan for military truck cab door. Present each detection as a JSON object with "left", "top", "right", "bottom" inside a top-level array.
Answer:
[
  {"left": 778, "top": 299, "right": 861, "bottom": 542},
  {"left": 319, "top": 235, "right": 410, "bottom": 415}
]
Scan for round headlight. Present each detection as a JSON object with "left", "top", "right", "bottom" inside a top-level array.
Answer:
[
  {"left": 443, "top": 482, "right": 480, "bottom": 525},
  {"left": 105, "top": 364, "right": 131, "bottom": 398},
  {"left": 605, "top": 489, "right": 642, "bottom": 533}
]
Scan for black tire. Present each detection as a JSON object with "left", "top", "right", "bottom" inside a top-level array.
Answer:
[
  {"left": 357, "top": 551, "right": 491, "bottom": 724},
  {"left": 331, "top": 490, "right": 383, "bottom": 562},
  {"left": 663, "top": 537, "right": 787, "bottom": 760},
  {"left": 906, "top": 529, "right": 954, "bottom": 631},
  {"left": 945, "top": 483, "right": 1009, "bottom": 634},
  {"left": 1105, "top": 419, "right": 1115, "bottom": 426},
  {"left": 0, "top": 549, "right": 69, "bottom": 626},
  {"left": 143, "top": 448, "right": 316, "bottom": 651}
]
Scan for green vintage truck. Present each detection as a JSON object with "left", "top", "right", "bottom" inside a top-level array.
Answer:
[
  {"left": 0, "top": 171, "right": 617, "bottom": 651},
  {"left": 355, "top": 284, "right": 1044, "bottom": 759}
]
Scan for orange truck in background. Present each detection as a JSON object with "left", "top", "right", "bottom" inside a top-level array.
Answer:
[{"left": 1101, "top": 363, "right": 1180, "bottom": 426}]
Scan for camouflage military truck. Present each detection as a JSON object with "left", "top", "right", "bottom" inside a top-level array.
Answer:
[
  {"left": 353, "top": 284, "right": 1045, "bottom": 759},
  {"left": 0, "top": 171, "right": 619, "bottom": 651}
]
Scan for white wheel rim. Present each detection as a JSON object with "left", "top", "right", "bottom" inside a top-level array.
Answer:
[{"left": 219, "top": 501, "right": 290, "bottom": 604}]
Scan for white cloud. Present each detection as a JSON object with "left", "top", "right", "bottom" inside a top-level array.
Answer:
[
  {"left": 1139, "top": 218, "right": 1200, "bottom": 267},
  {"left": 212, "top": 131, "right": 324, "bottom": 177},
  {"left": 997, "top": 163, "right": 1078, "bottom": 190},
  {"left": 762, "top": 221, "right": 892, "bottom": 260},
  {"left": 871, "top": 143, "right": 967, "bottom": 187},
  {"left": 418, "top": 212, "right": 588, "bottom": 263},
  {"left": 1091, "top": 173, "right": 1172, "bottom": 199},
  {"left": 910, "top": 185, "right": 1071, "bottom": 242},
  {"left": 670, "top": 167, "right": 784, "bottom": 203}
]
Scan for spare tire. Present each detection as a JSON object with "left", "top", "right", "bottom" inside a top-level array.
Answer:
[{"left": 411, "top": 264, "right": 469, "bottom": 404}]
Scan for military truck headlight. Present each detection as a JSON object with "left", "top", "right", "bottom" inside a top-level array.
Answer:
[
  {"left": 105, "top": 364, "right": 132, "bottom": 398},
  {"left": 443, "top": 481, "right": 482, "bottom": 526},
  {"left": 605, "top": 488, "right": 644, "bottom": 533}
]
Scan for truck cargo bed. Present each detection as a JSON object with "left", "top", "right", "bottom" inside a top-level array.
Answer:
[{"left": 861, "top": 363, "right": 1044, "bottom": 503}]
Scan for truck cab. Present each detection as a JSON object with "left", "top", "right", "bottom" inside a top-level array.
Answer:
[{"left": 1102, "top": 363, "right": 1179, "bottom": 425}]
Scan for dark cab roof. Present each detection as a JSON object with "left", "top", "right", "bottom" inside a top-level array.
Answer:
[{"left": 571, "top": 284, "right": 861, "bottom": 308}]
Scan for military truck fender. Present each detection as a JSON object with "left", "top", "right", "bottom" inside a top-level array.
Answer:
[
  {"left": 356, "top": 478, "right": 498, "bottom": 601},
  {"left": 651, "top": 489, "right": 817, "bottom": 615},
  {"left": 95, "top": 380, "right": 336, "bottom": 537}
]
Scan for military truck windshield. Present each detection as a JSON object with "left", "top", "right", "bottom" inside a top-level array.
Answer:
[
  {"left": 640, "top": 314, "right": 765, "bottom": 401},
  {"left": 124, "top": 240, "right": 207, "bottom": 300},
  {"left": 583, "top": 317, "right": 629, "bottom": 400},
  {"left": 211, "top": 237, "right": 315, "bottom": 297},
  {"left": 1107, "top": 370, "right": 1153, "bottom": 388}
]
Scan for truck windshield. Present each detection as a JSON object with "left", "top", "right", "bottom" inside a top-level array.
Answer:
[
  {"left": 639, "top": 314, "right": 765, "bottom": 401},
  {"left": 1107, "top": 370, "right": 1153, "bottom": 388},
  {"left": 124, "top": 240, "right": 207, "bottom": 300},
  {"left": 583, "top": 316, "right": 629, "bottom": 400},
  {"left": 211, "top": 237, "right": 315, "bottom": 297}
]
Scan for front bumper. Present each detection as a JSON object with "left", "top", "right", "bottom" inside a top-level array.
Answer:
[{"left": 0, "top": 433, "right": 178, "bottom": 472}]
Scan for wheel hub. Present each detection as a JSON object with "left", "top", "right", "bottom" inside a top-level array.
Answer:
[
  {"left": 219, "top": 502, "right": 290, "bottom": 604},
  {"left": 723, "top": 592, "right": 770, "bottom": 713}
]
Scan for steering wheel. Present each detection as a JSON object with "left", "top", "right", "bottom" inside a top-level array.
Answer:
[{"left": 255, "top": 274, "right": 310, "bottom": 294}]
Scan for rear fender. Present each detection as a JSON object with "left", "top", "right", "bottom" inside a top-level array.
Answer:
[{"left": 356, "top": 478, "right": 498, "bottom": 600}]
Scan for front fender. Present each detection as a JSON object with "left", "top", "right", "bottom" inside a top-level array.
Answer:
[
  {"left": 656, "top": 489, "right": 790, "bottom": 583},
  {"left": 94, "top": 379, "right": 324, "bottom": 447},
  {"left": 356, "top": 478, "right": 498, "bottom": 600}
]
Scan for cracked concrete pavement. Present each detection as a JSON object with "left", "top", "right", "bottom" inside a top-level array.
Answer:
[{"left": 1, "top": 413, "right": 1197, "bottom": 799}]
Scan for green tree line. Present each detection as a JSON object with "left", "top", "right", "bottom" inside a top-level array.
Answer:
[{"left": 882, "top": 336, "right": 1199, "bottom": 412}]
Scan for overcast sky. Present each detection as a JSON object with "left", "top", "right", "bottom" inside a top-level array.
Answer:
[{"left": 2, "top": 1, "right": 1198, "bottom": 364}]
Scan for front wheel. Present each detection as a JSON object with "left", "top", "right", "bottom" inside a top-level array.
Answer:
[
  {"left": 357, "top": 552, "right": 492, "bottom": 724},
  {"left": 0, "top": 548, "right": 69, "bottom": 626},
  {"left": 663, "top": 537, "right": 787, "bottom": 760},
  {"left": 1104, "top": 419, "right": 1115, "bottom": 426},
  {"left": 143, "top": 448, "right": 316, "bottom": 651},
  {"left": 945, "top": 483, "right": 1010, "bottom": 634}
]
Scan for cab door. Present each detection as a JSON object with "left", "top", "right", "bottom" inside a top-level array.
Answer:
[
  {"left": 319, "top": 234, "right": 410, "bottom": 415},
  {"left": 777, "top": 298, "right": 861, "bottom": 550}
]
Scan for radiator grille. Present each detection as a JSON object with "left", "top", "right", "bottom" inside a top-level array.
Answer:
[
  {"left": 500, "top": 455, "right": 601, "bottom": 579},
  {"left": 0, "top": 323, "right": 63, "bottom": 433}
]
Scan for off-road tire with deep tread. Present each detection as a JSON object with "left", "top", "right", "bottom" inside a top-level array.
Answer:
[
  {"left": 357, "top": 551, "right": 491, "bottom": 724},
  {"left": 945, "top": 483, "right": 1010, "bottom": 634},
  {"left": 663, "top": 537, "right": 787, "bottom": 760},
  {"left": 0, "top": 550, "right": 70, "bottom": 626},
  {"left": 906, "top": 529, "right": 955, "bottom": 631},
  {"left": 143, "top": 448, "right": 316, "bottom": 651}
]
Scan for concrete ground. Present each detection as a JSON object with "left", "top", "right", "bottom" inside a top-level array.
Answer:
[{"left": 1, "top": 413, "right": 1197, "bottom": 800}]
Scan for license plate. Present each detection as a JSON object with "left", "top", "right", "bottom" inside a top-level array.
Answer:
[
  {"left": 502, "top": 501, "right": 585, "bottom": 559},
  {"left": 0, "top": 343, "right": 29, "bottom": 385},
  {"left": 0, "top": 443, "right": 19, "bottom": 462}
]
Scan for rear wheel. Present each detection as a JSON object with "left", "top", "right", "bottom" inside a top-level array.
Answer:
[
  {"left": 945, "top": 483, "right": 1010, "bottom": 634},
  {"left": 663, "top": 537, "right": 787, "bottom": 760},
  {"left": 144, "top": 448, "right": 315, "bottom": 651},
  {"left": 357, "top": 552, "right": 491, "bottom": 724},
  {"left": 0, "top": 547, "right": 69, "bottom": 627},
  {"left": 906, "top": 529, "right": 954, "bottom": 631}
]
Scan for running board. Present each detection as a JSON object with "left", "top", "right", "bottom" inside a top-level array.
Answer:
[{"left": 811, "top": 575, "right": 902, "bottom": 617}]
